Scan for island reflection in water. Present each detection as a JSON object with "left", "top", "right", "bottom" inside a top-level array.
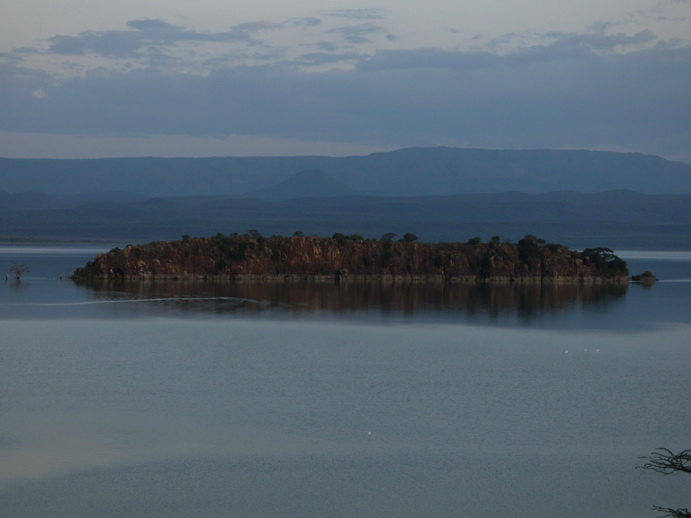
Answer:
[{"left": 76, "top": 279, "right": 628, "bottom": 322}]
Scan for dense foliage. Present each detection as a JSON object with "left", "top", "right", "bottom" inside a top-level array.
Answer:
[{"left": 73, "top": 233, "right": 629, "bottom": 282}]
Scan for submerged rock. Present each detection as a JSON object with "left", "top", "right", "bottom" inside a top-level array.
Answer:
[{"left": 631, "top": 271, "right": 659, "bottom": 284}]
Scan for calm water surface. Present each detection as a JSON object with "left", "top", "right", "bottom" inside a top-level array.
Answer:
[{"left": 1, "top": 246, "right": 690, "bottom": 518}]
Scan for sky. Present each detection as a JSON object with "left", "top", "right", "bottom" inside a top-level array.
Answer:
[{"left": 1, "top": 0, "right": 690, "bottom": 160}]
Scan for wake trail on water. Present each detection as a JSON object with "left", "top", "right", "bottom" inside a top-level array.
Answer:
[{"left": 4, "top": 296, "right": 269, "bottom": 307}]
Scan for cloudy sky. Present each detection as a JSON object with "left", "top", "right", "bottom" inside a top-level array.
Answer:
[{"left": 1, "top": 0, "right": 690, "bottom": 160}]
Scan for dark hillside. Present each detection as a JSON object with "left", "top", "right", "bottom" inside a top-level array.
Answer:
[
  {"left": 336, "top": 148, "right": 691, "bottom": 195},
  {"left": 2, "top": 147, "right": 690, "bottom": 196},
  {"left": 245, "top": 170, "right": 364, "bottom": 200}
]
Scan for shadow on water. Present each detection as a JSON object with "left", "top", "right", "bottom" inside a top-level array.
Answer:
[{"left": 75, "top": 279, "right": 629, "bottom": 325}]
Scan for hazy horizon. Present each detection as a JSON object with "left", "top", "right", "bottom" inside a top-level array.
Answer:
[{"left": 1, "top": 142, "right": 690, "bottom": 166}]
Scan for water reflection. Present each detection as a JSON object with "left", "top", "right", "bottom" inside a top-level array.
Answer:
[{"left": 77, "top": 279, "right": 628, "bottom": 322}]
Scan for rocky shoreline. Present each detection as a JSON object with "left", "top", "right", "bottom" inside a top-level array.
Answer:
[{"left": 72, "top": 233, "right": 632, "bottom": 284}]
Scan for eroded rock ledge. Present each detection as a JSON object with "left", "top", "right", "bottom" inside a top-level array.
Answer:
[{"left": 72, "top": 234, "right": 630, "bottom": 284}]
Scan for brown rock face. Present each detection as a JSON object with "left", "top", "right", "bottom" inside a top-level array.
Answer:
[{"left": 72, "top": 235, "right": 629, "bottom": 283}]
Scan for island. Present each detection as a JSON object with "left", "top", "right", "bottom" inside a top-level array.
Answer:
[{"left": 71, "top": 233, "right": 631, "bottom": 284}]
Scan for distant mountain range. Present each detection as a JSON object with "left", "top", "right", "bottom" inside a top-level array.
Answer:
[
  {"left": 2, "top": 147, "right": 690, "bottom": 197},
  {"left": 245, "top": 170, "right": 365, "bottom": 200},
  {"left": 2, "top": 147, "right": 690, "bottom": 248}
]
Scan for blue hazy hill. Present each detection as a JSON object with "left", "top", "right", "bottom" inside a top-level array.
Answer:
[{"left": 1, "top": 147, "right": 690, "bottom": 196}]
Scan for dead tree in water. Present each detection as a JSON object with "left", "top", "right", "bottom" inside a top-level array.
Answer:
[
  {"left": 639, "top": 448, "right": 691, "bottom": 518},
  {"left": 7, "top": 263, "right": 29, "bottom": 282}
]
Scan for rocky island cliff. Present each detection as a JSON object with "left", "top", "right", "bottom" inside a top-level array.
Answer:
[{"left": 72, "top": 234, "right": 629, "bottom": 283}]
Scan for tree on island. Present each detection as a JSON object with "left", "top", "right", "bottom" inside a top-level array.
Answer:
[
  {"left": 582, "top": 247, "right": 628, "bottom": 277},
  {"left": 639, "top": 448, "right": 690, "bottom": 517}
]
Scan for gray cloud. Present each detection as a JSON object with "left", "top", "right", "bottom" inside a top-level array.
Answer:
[
  {"left": 293, "top": 17, "right": 321, "bottom": 27},
  {"left": 358, "top": 28, "right": 663, "bottom": 73},
  {"left": 2, "top": 27, "right": 689, "bottom": 160},
  {"left": 482, "top": 26, "right": 658, "bottom": 60},
  {"left": 227, "top": 21, "right": 282, "bottom": 42},
  {"left": 317, "top": 41, "right": 340, "bottom": 52},
  {"left": 125, "top": 19, "right": 177, "bottom": 32},
  {"left": 356, "top": 48, "right": 499, "bottom": 71},
  {"left": 325, "top": 9, "right": 384, "bottom": 20},
  {"left": 49, "top": 31, "right": 144, "bottom": 56},
  {"left": 47, "top": 19, "right": 281, "bottom": 57},
  {"left": 329, "top": 23, "right": 386, "bottom": 44},
  {"left": 295, "top": 51, "right": 366, "bottom": 66},
  {"left": 540, "top": 28, "right": 657, "bottom": 51}
]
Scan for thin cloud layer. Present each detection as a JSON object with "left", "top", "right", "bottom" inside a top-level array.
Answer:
[
  {"left": 328, "top": 23, "right": 388, "bottom": 45},
  {"left": 1, "top": 8, "right": 690, "bottom": 160},
  {"left": 326, "top": 9, "right": 385, "bottom": 20},
  {"left": 47, "top": 19, "right": 282, "bottom": 57}
]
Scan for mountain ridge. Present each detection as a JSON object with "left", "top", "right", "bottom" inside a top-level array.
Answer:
[
  {"left": 1, "top": 147, "right": 690, "bottom": 196},
  {"left": 245, "top": 169, "right": 365, "bottom": 200}
]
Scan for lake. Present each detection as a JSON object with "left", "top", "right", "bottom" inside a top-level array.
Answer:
[{"left": 1, "top": 245, "right": 690, "bottom": 518}]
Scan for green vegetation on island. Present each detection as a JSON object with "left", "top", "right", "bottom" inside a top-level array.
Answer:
[{"left": 72, "top": 232, "right": 630, "bottom": 283}]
